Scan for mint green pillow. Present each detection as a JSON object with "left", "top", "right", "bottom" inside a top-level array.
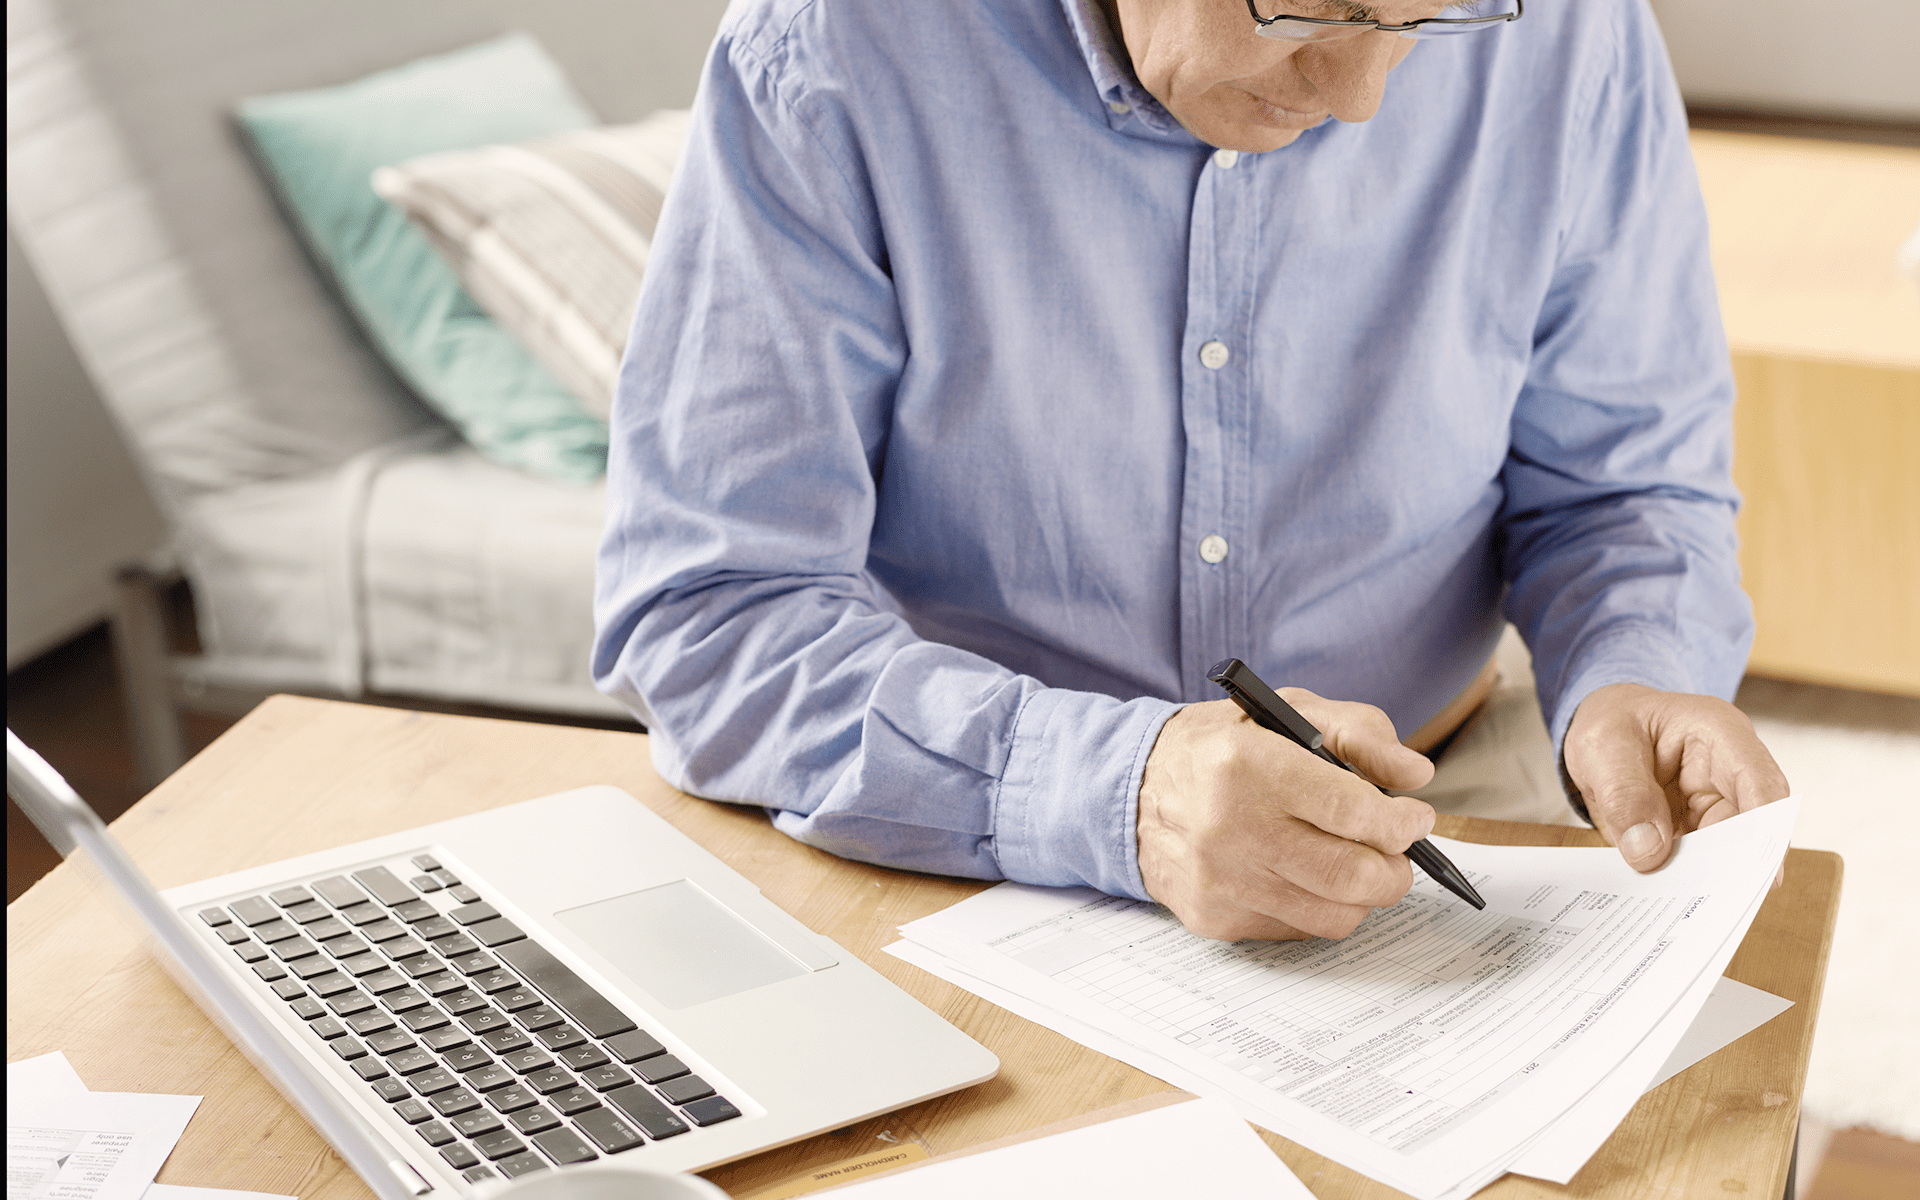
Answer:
[{"left": 238, "top": 33, "right": 608, "bottom": 483}]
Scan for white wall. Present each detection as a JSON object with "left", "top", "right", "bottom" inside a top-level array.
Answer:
[
  {"left": 7, "top": 222, "right": 167, "bottom": 669},
  {"left": 1652, "top": 0, "right": 1920, "bottom": 122}
]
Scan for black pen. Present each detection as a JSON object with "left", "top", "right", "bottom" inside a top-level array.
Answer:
[{"left": 1206, "top": 658, "right": 1486, "bottom": 910}]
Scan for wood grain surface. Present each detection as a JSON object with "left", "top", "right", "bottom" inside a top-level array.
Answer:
[{"left": 7, "top": 697, "right": 1841, "bottom": 1199}]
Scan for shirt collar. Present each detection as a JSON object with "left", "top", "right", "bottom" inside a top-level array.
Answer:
[{"left": 1057, "top": 0, "right": 1191, "bottom": 141}]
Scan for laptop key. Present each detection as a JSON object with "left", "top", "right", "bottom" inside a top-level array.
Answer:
[
  {"left": 270, "top": 936, "right": 319, "bottom": 962},
  {"left": 430, "top": 934, "right": 479, "bottom": 959},
  {"left": 371, "top": 1078, "right": 410, "bottom": 1103},
  {"left": 412, "top": 854, "right": 442, "bottom": 872},
  {"left": 415, "top": 1120, "right": 455, "bottom": 1147},
  {"left": 233, "top": 942, "right": 268, "bottom": 964},
  {"left": 494, "top": 988, "right": 541, "bottom": 1013},
  {"left": 383, "top": 937, "right": 428, "bottom": 961},
  {"left": 409, "top": 1067, "right": 459, "bottom": 1095},
  {"left": 340, "top": 953, "right": 387, "bottom": 979},
  {"left": 351, "top": 1057, "right": 389, "bottom": 1082},
  {"left": 535, "top": 1025, "right": 587, "bottom": 1052},
  {"left": 468, "top": 919, "right": 526, "bottom": 948},
  {"left": 275, "top": 981, "right": 312, "bottom": 1004},
  {"left": 495, "top": 1153, "right": 547, "bottom": 1178},
  {"left": 580, "top": 1065, "right": 632, "bottom": 1093},
  {"left": 360, "top": 917, "right": 407, "bottom": 943},
  {"left": 215, "top": 924, "right": 252, "bottom": 945},
  {"left": 469, "top": 968, "right": 520, "bottom": 994},
  {"left": 254, "top": 919, "right": 300, "bottom": 944},
  {"left": 330, "top": 1036, "right": 368, "bottom": 1062},
  {"left": 309, "top": 971, "right": 358, "bottom": 997},
  {"left": 431, "top": 869, "right": 461, "bottom": 888},
  {"left": 393, "top": 1098, "right": 433, "bottom": 1125},
  {"left": 656, "top": 1075, "right": 714, "bottom": 1105},
  {"left": 351, "top": 866, "right": 417, "bottom": 908},
  {"left": 414, "top": 916, "right": 459, "bottom": 941},
  {"left": 340, "top": 903, "right": 385, "bottom": 928},
  {"left": 400, "top": 1007, "right": 449, "bottom": 1033},
  {"left": 422, "top": 1027, "right": 473, "bottom": 1053},
  {"left": 463, "top": 1063, "right": 514, "bottom": 1092},
  {"left": 399, "top": 955, "right": 446, "bottom": 980},
  {"left": 606, "top": 1084, "right": 688, "bottom": 1140},
  {"left": 412, "top": 875, "right": 443, "bottom": 893},
  {"left": 480, "top": 1027, "right": 532, "bottom": 1054},
  {"left": 573, "top": 1107, "right": 643, "bottom": 1154},
  {"left": 461, "top": 1008, "right": 511, "bottom": 1035},
  {"left": 311, "top": 876, "right": 368, "bottom": 909},
  {"left": 449, "top": 885, "right": 481, "bottom": 904},
  {"left": 449, "top": 902, "right": 499, "bottom": 926},
  {"left": 487, "top": 1086, "right": 538, "bottom": 1114},
  {"left": 523, "top": 1067, "right": 576, "bottom": 1096},
  {"left": 320, "top": 933, "right": 366, "bottom": 960},
  {"left": 309, "top": 1017, "right": 346, "bottom": 1040},
  {"left": 530, "top": 1127, "right": 597, "bottom": 1165},
  {"left": 508, "top": 1105, "right": 561, "bottom": 1135},
  {"left": 251, "top": 960, "right": 288, "bottom": 983},
  {"left": 529, "top": 1128, "right": 595, "bottom": 1167},
  {"left": 416, "top": 972, "right": 464, "bottom": 998},
  {"left": 270, "top": 886, "right": 315, "bottom": 907},
  {"left": 516, "top": 1006, "right": 563, "bottom": 1032},
  {"left": 548, "top": 1088, "right": 601, "bottom": 1117},
  {"left": 229, "top": 895, "right": 278, "bottom": 926},
  {"left": 680, "top": 1096, "right": 742, "bottom": 1127},
  {"left": 346, "top": 1011, "right": 395, "bottom": 1037},
  {"left": 499, "top": 1047, "right": 554, "bottom": 1074},
  {"left": 441, "top": 989, "right": 488, "bottom": 1016},
  {"left": 327, "top": 990, "right": 374, "bottom": 1017},
  {"left": 439, "top": 1143, "right": 481, "bottom": 1171},
  {"left": 555, "top": 1044, "right": 609, "bottom": 1072},
  {"left": 429, "top": 1088, "right": 481, "bottom": 1118},
  {"left": 393, "top": 900, "right": 436, "bottom": 924},
  {"left": 381, "top": 987, "right": 429, "bottom": 1014},
  {"left": 291, "top": 956, "right": 340, "bottom": 980},
  {"left": 452, "top": 1109, "right": 504, "bottom": 1138},
  {"left": 634, "top": 1054, "right": 689, "bottom": 1085},
  {"left": 198, "top": 907, "right": 231, "bottom": 927},
  {"left": 361, "top": 969, "right": 407, "bottom": 995},
  {"left": 445, "top": 1043, "right": 493, "bottom": 1073},
  {"left": 366, "top": 1029, "right": 417, "bottom": 1055},
  {"left": 284, "top": 900, "right": 330, "bottom": 925},
  {"left": 388, "top": 1048, "right": 435, "bottom": 1075},
  {"left": 449, "top": 952, "right": 500, "bottom": 976},
  {"left": 492, "top": 942, "right": 640, "bottom": 1040},
  {"left": 461, "top": 1166, "right": 497, "bottom": 1183}
]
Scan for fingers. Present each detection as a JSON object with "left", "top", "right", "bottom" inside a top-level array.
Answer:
[
  {"left": 1137, "top": 697, "right": 1427, "bottom": 943},
  {"left": 1288, "top": 688, "right": 1437, "bottom": 793},
  {"left": 1564, "top": 686, "right": 1675, "bottom": 871}
]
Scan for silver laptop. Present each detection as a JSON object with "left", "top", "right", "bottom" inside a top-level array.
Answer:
[{"left": 8, "top": 730, "right": 997, "bottom": 1197}]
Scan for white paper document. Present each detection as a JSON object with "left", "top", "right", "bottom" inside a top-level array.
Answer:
[
  {"left": 894, "top": 799, "right": 1797, "bottom": 1200},
  {"left": 7, "top": 1054, "right": 201, "bottom": 1200},
  {"left": 819, "top": 1096, "right": 1311, "bottom": 1199}
]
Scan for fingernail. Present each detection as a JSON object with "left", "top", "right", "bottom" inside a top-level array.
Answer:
[{"left": 1621, "top": 822, "right": 1663, "bottom": 863}]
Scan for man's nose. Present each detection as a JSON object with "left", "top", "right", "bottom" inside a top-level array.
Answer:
[{"left": 1293, "top": 34, "right": 1404, "bottom": 123}]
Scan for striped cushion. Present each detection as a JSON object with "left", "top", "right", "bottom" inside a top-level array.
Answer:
[{"left": 373, "top": 110, "right": 690, "bottom": 419}]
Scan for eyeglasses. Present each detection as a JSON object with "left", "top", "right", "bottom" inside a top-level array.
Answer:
[{"left": 1245, "top": 0, "right": 1523, "bottom": 41}]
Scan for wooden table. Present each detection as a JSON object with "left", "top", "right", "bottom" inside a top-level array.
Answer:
[{"left": 7, "top": 697, "right": 1842, "bottom": 1199}]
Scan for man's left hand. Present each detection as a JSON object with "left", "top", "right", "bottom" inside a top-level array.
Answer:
[{"left": 1563, "top": 683, "right": 1790, "bottom": 876}]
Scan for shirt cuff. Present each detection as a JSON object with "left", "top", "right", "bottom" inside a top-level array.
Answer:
[{"left": 992, "top": 688, "right": 1181, "bottom": 901}]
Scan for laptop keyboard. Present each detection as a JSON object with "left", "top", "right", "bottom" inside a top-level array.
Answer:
[{"left": 191, "top": 853, "right": 742, "bottom": 1184}]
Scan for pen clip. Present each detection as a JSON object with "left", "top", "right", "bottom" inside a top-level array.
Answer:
[{"left": 1205, "top": 658, "right": 1329, "bottom": 755}]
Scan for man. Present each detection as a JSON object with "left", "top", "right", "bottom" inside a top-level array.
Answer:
[{"left": 593, "top": 0, "right": 1789, "bottom": 941}]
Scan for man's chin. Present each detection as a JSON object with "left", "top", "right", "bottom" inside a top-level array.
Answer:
[{"left": 1184, "top": 108, "right": 1325, "bottom": 154}]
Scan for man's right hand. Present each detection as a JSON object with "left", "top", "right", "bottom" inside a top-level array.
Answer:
[{"left": 1137, "top": 692, "right": 1439, "bottom": 942}]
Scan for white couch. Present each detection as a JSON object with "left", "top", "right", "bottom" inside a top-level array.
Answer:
[{"left": 7, "top": 0, "right": 728, "bottom": 767}]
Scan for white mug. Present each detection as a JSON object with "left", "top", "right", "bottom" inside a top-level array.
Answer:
[{"left": 477, "top": 1162, "right": 731, "bottom": 1200}]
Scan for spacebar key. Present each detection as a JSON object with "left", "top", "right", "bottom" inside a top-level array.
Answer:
[{"left": 494, "top": 941, "right": 636, "bottom": 1039}]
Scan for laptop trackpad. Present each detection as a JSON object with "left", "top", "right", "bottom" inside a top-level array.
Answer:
[{"left": 557, "top": 879, "right": 808, "bottom": 1009}]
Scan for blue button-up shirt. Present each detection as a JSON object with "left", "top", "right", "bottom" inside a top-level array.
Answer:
[{"left": 594, "top": 0, "right": 1751, "bottom": 901}]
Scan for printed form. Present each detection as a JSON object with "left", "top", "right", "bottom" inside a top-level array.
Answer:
[{"left": 896, "top": 799, "right": 1796, "bottom": 1200}]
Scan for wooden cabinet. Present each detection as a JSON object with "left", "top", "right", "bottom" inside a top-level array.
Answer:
[{"left": 1692, "top": 132, "right": 1920, "bottom": 696}]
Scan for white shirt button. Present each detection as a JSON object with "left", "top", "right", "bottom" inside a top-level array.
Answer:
[
  {"left": 1199, "top": 535, "right": 1230, "bottom": 564},
  {"left": 1198, "top": 340, "right": 1230, "bottom": 370},
  {"left": 1108, "top": 99, "right": 1132, "bottom": 114},
  {"left": 1212, "top": 149, "right": 1240, "bottom": 169}
]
